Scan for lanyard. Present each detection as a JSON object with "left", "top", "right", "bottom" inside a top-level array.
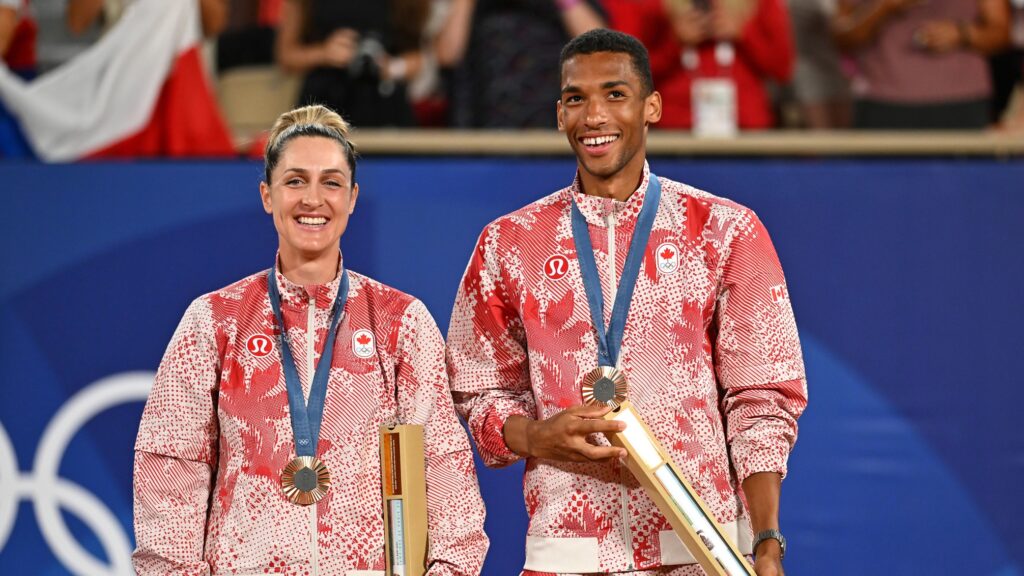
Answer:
[
  {"left": 266, "top": 268, "right": 349, "bottom": 458},
  {"left": 570, "top": 175, "right": 661, "bottom": 368}
]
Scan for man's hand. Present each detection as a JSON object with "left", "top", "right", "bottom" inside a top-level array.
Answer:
[
  {"left": 753, "top": 540, "right": 784, "bottom": 575},
  {"left": 504, "top": 404, "right": 628, "bottom": 462}
]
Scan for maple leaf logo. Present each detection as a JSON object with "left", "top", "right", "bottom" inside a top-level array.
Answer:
[
  {"left": 660, "top": 247, "right": 675, "bottom": 260},
  {"left": 356, "top": 334, "right": 372, "bottom": 345}
]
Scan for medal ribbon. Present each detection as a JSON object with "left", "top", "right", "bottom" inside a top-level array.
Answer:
[
  {"left": 267, "top": 268, "right": 349, "bottom": 458},
  {"left": 570, "top": 174, "right": 661, "bottom": 367}
]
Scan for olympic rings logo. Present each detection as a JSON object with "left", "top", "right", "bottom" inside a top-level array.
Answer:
[{"left": 0, "top": 371, "right": 154, "bottom": 575}]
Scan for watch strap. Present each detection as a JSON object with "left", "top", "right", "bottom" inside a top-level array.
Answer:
[{"left": 753, "top": 528, "right": 786, "bottom": 559}]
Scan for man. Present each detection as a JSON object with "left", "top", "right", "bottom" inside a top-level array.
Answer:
[{"left": 447, "top": 29, "right": 806, "bottom": 575}]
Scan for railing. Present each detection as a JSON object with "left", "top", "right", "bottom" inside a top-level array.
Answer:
[{"left": 345, "top": 129, "right": 1024, "bottom": 157}]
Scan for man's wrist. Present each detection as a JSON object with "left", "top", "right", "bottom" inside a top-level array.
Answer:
[{"left": 753, "top": 528, "right": 786, "bottom": 559}]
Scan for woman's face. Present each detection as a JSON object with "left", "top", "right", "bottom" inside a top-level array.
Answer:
[{"left": 260, "top": 136, "right": 359, "bottom": 263}]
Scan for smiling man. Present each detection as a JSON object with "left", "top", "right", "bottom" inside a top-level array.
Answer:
[{"left": 447, "top": 29, "right": 807, "bottom": 576}]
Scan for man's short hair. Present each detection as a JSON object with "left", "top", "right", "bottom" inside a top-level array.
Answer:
[{"left": 559, "top": 29, "right": 654, "bottom": 96}]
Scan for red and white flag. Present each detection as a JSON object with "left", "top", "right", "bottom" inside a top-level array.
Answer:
[{"left": 0, "top": 0, "right": 233, "bottom": 161}]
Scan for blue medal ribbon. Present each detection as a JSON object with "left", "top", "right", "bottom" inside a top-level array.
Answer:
[
  {"left": 570, "top": 174, "right": 661, "bottom": 368},
  {"left": 267, "top": 268, "right": 349, "bottom": 458}
]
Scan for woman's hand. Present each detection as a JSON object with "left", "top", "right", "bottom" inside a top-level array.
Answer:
[
  {"left": 323, "top": 28, "right": 359, "bottom": 68},
  {"left": 914, "top": 20, "right": 964, "bottom": 52}
]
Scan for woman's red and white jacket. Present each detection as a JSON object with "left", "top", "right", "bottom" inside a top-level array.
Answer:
[{"left": 134, "top": 260, "right": 488, "bottom": 576}]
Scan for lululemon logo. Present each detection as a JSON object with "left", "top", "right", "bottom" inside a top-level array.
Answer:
[
  {"left": 352, "top": 329, "right": 375, "bottom": 358},
  {"left": 656, "top": 242, "right": 680, "bottom": 275},
  {"left": 544, "top": 255, "right": 569, "bottom": 280},
  {"left": 246, "top": 334, "right": 275, "bottom": 357}
]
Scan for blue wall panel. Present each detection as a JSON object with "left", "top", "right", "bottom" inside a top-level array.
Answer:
[{"left": 1, "top": 158, "right": 1021, "bottom": 575}]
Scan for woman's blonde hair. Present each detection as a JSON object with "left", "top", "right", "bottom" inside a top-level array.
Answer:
[{"left": 264, "top": 105, "right": 358, "bottom": 183}]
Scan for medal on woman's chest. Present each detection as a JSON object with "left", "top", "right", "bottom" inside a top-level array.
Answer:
[
  {"left": 281, "top": 455, "right": 331, "bottom": 506},
  {"left": 267, "top": 268, "right": 349, "bottom": 506}
]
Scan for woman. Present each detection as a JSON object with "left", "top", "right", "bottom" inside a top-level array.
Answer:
[
  {"left": 832, "top": 0, "right": 1010, "bottom": 129},
  {"left": 276, "top": 0, "right": 428, "bottom": 127},
  {"left": 132, "top": 105, "right": 488, "bottom": 575}
]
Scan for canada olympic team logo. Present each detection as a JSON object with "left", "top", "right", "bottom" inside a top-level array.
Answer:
[
  {"left": 246, "top": 334, "right": 275, "bottom": 357},
  {"left": 656, "top": 242, "right": 680, "bottom": 275},
  {"left": 352, "top": 329, "right": 376, "bottom": 358},
  {"left": 0, "top": 371, "right": 154, "bottom": 575},
  {"left": 544, "top": 255, "right": 570, "bottom": 280}
]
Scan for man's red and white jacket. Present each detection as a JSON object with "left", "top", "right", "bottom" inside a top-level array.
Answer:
[
  {"left": 447, "top": 165, "right": 807, "bottom": 574},
  {"left": 134, "top": 259, "right": 488, "bottom": 576}
]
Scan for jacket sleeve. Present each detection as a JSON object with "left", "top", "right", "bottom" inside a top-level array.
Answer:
[
  {"left": 133, "top": 297, "right": 220, "bottom": 576},
  {"left": 446, "top": 224, "right": 537, "bottom": 468},
  {"left": 714, "top": 210, "right": 807, "bottom": 484},
  {"left": 396, "top": 298, "right": 489, "bottom": 576}
]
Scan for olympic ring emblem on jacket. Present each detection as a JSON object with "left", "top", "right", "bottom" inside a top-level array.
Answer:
[{"left": 0, "top": 371, "right": 154, "bottom": 576}]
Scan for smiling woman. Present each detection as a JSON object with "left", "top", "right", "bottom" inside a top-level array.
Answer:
[{"left": 131, "top": 105, "right": 489, "bottom": 575}]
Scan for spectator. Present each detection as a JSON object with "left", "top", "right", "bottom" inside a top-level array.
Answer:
[
  {"left": 1, "top": 0, "right": 36, "bottom": 77},
  {"left": 216, "top": 0, "right": 279, "bottom": 73},
  {"left": 989, "top": 0, "right": 1022, "bottom": 121},
  {"left": 606, "top": 0, "right": 794, "bottom": 131},
  {"left": 276, "top": 0, "right": 428, "bottom": 127},
  {"left": 789, "top": 0, "right": 851, "bottom": 128},
  {"left": 833, "top": 0, "right": 1011, "bottom": 129},
  {"left": 446, "top": 0, "right": 605, "bottom": 128},
  {"left": 66, "top": 0, "right": 227, "bottom": 37},
  {"left": 25, "top": 0, "right": 226, "bottom": 72}
]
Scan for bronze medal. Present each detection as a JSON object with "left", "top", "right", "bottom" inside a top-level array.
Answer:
[
  {"left": 580, "top": 366, "right": 628, "bottom": 408},
  {"left": 281, "top": 456, "right": 331, "bottom": 506}
]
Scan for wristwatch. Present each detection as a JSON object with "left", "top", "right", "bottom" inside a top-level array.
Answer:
[{"left": 753, "top": 529, "right": 787, "bottom": 559}]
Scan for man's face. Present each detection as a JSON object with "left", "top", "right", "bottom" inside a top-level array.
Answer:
[{"left": 557, "top": 52, "right": 661, "bottom": 181}]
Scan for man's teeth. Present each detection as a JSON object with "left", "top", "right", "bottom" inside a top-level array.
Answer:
[
  {"left": 297, "top": 216, "right": 327, "bottom": 225},
  {"left": 583, "top": 135, "right": 618, "bottom": 146}
]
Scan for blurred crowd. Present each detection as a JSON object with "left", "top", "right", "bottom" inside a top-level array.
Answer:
[{"left": 2, "top": 0, "right": 1023, "bottom": 133}]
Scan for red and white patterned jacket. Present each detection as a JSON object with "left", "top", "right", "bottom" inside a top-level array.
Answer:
[
  {"left": 447, "top": 164, "right": 807, "bottom": 574},
  {"left": 134, "top": 259, "right": 488, "bottom": 576}
]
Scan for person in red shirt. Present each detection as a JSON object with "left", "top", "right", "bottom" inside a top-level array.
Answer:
[
  {"left": 0, "top": 0, "right": 36, "bottom": 77},
  {"left": 605, "top": 0, "right": 794, "bottom": 129}
]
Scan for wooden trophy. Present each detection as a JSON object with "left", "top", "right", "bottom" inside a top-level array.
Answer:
[
  {"left": 380, "top": 425, "right": 429, "bottom": 576},
  {"left": 603, "top": 400, "right": 755, "bottom": 576}
]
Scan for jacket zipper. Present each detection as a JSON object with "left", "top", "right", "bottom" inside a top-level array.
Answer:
[
  {"left": 307, "top": 295, "right": 319, "bottom": 576},
  {"left": 607, "top": 211, "right": 635, "bottom": 568}
]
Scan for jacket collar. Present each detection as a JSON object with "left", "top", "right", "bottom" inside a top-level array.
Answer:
[
  {"left": 563, "top": 161, "right": 652, "bottom": 228},
  {"left": 273, "top": 251, "right": 344, "bottom": 310}
]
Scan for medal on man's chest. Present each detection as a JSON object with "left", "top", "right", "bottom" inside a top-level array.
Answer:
[{"left": 572, "top": 175, "right": 754, "bottom": 575}]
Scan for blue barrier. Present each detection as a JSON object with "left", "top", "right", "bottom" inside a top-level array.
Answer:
[{"left": 1, "top": 158, "right": 1022, "bottom": 575}]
